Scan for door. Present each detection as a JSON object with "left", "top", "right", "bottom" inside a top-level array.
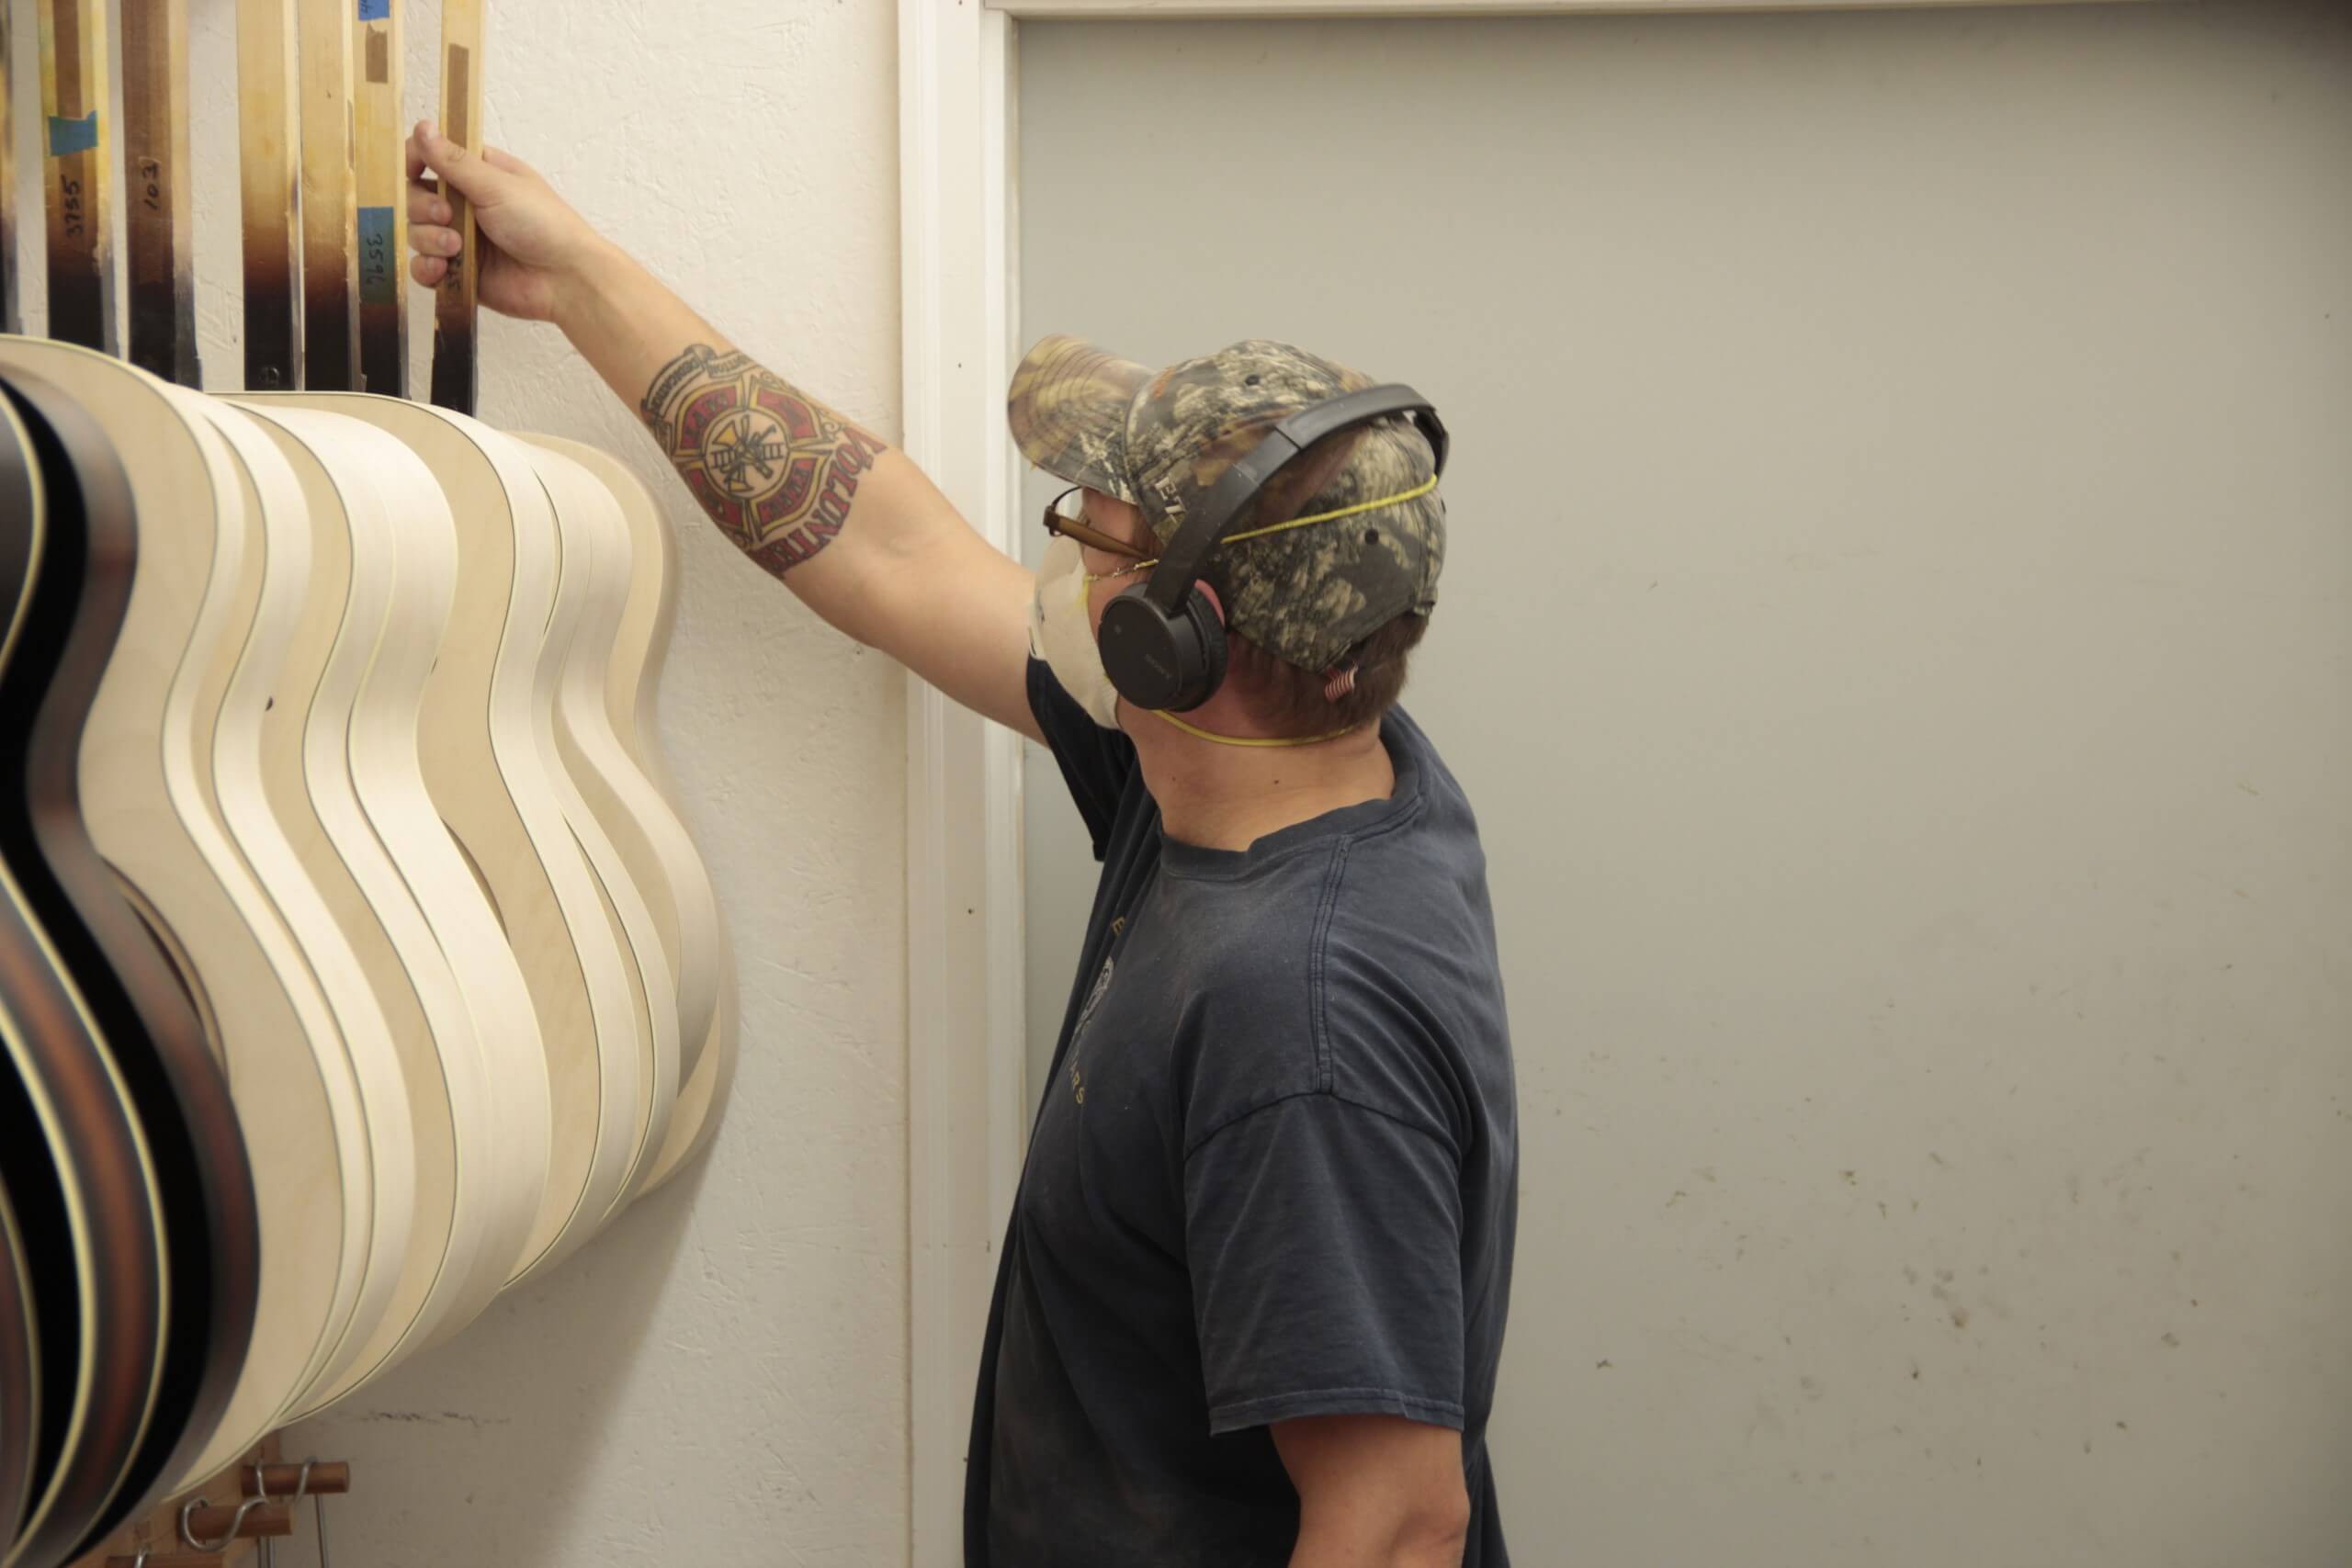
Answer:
[{"left": 1017, "top": 5, "right": 2352, "bottom": 1562}]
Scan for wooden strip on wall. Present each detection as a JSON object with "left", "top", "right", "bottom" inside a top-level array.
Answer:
[
  {"left": 355, "top": 0, "right": 408, "bottom": 395},
  {"left": 428, "top": 0, "right": 484, "bottom": 415},
  {"left": 38, "top": 0, "right": 117, "bottom": 353},
  {"left": 238, "top": 0, "right": 303, "bottom": 389},
  {"left": 298, "top": 0, "right": 360, "bottom": 389},
  {"left": 121, "top": 0, "right": 200, "bottom": 386},
  {"left": 0, "top": 19, "right": 17, "bottom": 336}
]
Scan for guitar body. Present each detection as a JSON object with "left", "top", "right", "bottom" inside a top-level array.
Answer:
[
  {"left": 0, "top": 887, "right": 152, "bottom": 1568},
  {"left": 232, "top": 398, "right": 544, "bottom": 1409},
  {"left": 524, "top": 445, "right": 678, "bottom": 1213},
  {"left": 272, "top": 391, "right": 641, "bottom": 1290},
  {"left": 0, "top": 1181, "right": 34, "bottom": 1551},
  {"left": 4, "top": 368, "right": 264, "bottom": 1557},
  {"left": 0, "top": 338, "right": 376, "bottom": 1505},
  {"left": 640, "top": 946, "right": 739, "bottom": 1196},
  {"left": 179, "top": 396, "right": 423, "bottom": 1418},
  {"left": 548, "top": 441, "right": 735, "bottom": 1195},
  {"left": 544, "top": 443, "right": 722, "bottom": 1077},
  {"left": 0, "top": 387, "right": 58, "bottom": 1566},
  {"left": 302, "top": 411, "right": 543, "bottom": 1386},
  {"left": 0, "top": 375, "right": 165, "bottom": 1568}
]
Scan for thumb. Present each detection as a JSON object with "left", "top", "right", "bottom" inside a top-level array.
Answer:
[
  {"left": 481, "top": 144, "right": 538, "bottom": 179},
  {"left": 420, "top": 120, "right": 513, "bottom": 209}
]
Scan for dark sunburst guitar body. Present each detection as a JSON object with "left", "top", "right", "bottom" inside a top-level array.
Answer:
[
  {"left": 0, "top": 404, "right": 43, "bottom": 1562},
  {"left": 0, "top": 373, "right": 162, "bottom": 1568},
  {"left": 4, "top": 365, "right": 261, "bottom": 1562},
  {"left": 0, "top": 1177, "right": 35, "bottom": 1552},
  {"left": 63, "top": 6, "right": 267, "bottom": 1547},
  {"left": 0, "top": 0, "right": 262, "bottom": 1555}
]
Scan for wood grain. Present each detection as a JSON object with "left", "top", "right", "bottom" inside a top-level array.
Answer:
[
  {"left": 173, "top": 399, "right": 415, "bottom": 1425},
  {"left": 0, "top": 340, "right": 370, "bottom": 1502},
  {"left": 428, "top": 0, "right": 484, "bottom": 414},
  {"left": 119, "top": 0, "right": 198, "bottom": 386},
  {"left": 266, "top": 393, "right": 606, "bottom": 1299},
  {"left": 0, "top": 374, "right": 164, "bottom": 1568},
  {"left": 4, "top": 376, "right": 260, "bottom": 1557},
  {"left": 1, "top": 18, "right": 18, "bottom": 335},
  {"left": 517, "top": 445, "right": 676, "bottom": 1215},
  {"left": 222, "top": 400, "right": 529, "bottom": 1412},
  {"left": 37, "top": 0, "right": 116, "bottom": 352},
  {"left": 521, "top": 436, "right": 731, "bottom": 1205},
  {"left": 238, "top": 1461, "right": 348, "bottom": 1499},
  {"left": 355, "top": 0, "right": 408, "bottom": 395},
  {"left": 68, "top": 1437, "right": 276, "bottom": 1567},
  {"left": 297, "top": 0, "right": 358, "bottom": 389},
  {"left": 235, "top": 0, "right": 300, "bottom": 389},
  {"left": 0, "top": 404, "right": 46, "bottom": 1563}
]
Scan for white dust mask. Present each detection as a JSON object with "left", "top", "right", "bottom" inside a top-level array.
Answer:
[{"left": 1029, "top": 536, "right": 1126, "bottom": 729}]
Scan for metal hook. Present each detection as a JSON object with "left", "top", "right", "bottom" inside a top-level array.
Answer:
[
  {"left": 260, "top": 1457, "right": 331, "bottom": 1568},
  {"left": 179, "top": 1492, "right": 272, "bottom": 1553},
  {"left": 251, "top": 1457, "right": 319, "bottom": 1568}
]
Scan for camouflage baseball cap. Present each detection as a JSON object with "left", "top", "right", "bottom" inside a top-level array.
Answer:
[{"left": 1009, "top": 334, "right": 1446, "bottom": 674}]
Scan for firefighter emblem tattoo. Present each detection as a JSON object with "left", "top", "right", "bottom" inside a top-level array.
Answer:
[{"left": 641, "top": 343, "right": 890, "bottom": 573}]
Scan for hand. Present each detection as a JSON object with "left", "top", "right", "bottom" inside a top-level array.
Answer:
[{"left": 405, "top": 120, "right": 613, "bottom": 323}]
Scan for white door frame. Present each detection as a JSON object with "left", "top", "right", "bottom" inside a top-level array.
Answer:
[{"left": 895, "top": 0, "right": 2139, "bottom": 1560}]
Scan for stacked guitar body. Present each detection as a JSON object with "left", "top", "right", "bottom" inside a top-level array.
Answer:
[{"left": 0, "top": 0, "right": 740, "bottom": 1563}]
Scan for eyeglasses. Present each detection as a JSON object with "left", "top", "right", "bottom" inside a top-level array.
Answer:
[{"left": 1043, "top": 485, "right": 1155, "bottom": 562}]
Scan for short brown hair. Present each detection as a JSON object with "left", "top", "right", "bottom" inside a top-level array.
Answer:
[{"left": 1221, "top": 613, "right": 1429, "bottom": 738}]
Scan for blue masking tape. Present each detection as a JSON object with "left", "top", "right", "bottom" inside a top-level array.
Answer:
[
  {"left": 357, "top": 0, "right": 390, "bottom": 18},
  {"left": 357, "top": 208, "right": 398, "bottom": 304},
  {"left": 47, "top": 113, "right": 98, "bottom": 156}
]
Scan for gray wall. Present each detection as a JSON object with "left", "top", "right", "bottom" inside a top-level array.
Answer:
[{"left": 1019, "top": 6, "right": 2352, "bottom": 1563}]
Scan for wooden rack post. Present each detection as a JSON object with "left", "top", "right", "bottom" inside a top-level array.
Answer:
[{"left": 68, "top": 1435, "right": 353, "bottom": 1568}]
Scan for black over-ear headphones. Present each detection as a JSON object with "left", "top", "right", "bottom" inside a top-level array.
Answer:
[{"left": 1096, "top": 385, "right": 1450, "bottom": 714}]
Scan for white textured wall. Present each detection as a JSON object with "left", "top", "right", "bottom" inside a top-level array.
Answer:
[{"left": 164, "top": 2, "right": 905, "bottom": 1562}]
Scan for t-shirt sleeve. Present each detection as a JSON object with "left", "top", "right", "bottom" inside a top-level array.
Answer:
[
  {"left": 1183, "top": 1093, "right": 1467, "bottom": 1436},
  {"left": 1026, "top": 656, "right": 1139, "bottom": 860}
]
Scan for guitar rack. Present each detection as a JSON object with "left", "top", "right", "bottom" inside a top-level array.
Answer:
[{"left": 67, "top": 1438, "right": 352, "bottom": 1568}]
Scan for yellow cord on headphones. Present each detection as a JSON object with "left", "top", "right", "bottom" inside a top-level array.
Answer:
[
  {"left": 1216, "top": 474, "right": 1440, "bottom": 548},
  {"left": 1119, "top": 476, "right": 1435, "bottom": 749},
  {"left": 1151, "top": 709, "right": 1362, "bottom": 749}
]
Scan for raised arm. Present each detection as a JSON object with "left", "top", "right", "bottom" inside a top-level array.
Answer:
[{"left": 404, "top": 122, "right": 1043, "bottom": 744}]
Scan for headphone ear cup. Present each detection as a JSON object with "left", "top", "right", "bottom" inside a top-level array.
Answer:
[
  {"left": 1098, "top": 581, "right": 1229, "bottom": 713},
  {"left": 1099, "top": 588, "right": 1186, "bottom": 712},
  {"left": 1177, "top": 586, "right": 1228, "bottom": 712}
]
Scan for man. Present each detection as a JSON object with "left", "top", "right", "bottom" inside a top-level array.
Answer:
[{"left": 406, "top": 120, "right": 1517, "bottom": 1567}]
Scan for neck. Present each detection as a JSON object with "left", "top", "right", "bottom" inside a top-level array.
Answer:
[{"left": 1132, "top": 709, "right": 1395, "bottom": 852}]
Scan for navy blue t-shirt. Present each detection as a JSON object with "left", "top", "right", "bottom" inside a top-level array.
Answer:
[{"left": 966, "top": 660, "right": 1518, "bottom": 1566}]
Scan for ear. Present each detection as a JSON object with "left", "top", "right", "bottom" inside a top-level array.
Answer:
[{"left": 1193, "top": 579, "right": 1227, "bottom": 625}]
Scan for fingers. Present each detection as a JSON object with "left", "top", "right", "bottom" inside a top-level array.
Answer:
[
  {"left": 411, "top": 254, "right": 448, "bottom": 288},
  {"left": 408, "top": 181, "right": 453, "bottom": 227},
  {"left": 411, "top": 118, "right": 508, "bottom": 209},
  {"left": 411, "top": 223, "right": 463, "bottom": 258}
]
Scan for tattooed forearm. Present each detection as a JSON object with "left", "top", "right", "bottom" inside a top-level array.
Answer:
[{"left": 639, "top": 343, "right": 891, "bottom": 574}]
